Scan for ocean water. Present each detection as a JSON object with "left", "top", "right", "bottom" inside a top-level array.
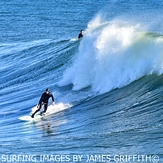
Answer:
[{"left": 0, "top": 0, "right": 163, "bottom": 163}]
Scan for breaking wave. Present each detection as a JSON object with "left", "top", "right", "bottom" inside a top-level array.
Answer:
[{"left": 58, "top": 15, "right": 163, "bottom": 94}]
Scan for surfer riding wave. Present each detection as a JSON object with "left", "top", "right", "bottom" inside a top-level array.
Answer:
[{"left": 31, "top": 88, "right": 55, "bottom": 118}]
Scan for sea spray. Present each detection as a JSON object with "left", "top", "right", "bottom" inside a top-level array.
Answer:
[{"left": 59, "top": 16, "right": 163, "bottom": 94}]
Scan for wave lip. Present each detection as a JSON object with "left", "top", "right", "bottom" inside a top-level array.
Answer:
[{"left": 59, "top": 17, "right": 163, "bottom": 94}]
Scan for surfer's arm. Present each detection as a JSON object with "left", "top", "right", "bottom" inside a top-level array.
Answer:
[{"left": 51, "top": 94, "right": 55, "bottom": 105}]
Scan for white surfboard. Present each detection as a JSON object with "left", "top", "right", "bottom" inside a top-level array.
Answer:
[{"left": 18, "top": 103, "right": 71, "bottom": 122}]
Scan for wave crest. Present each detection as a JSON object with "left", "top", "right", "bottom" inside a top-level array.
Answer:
[{"left": 58, "top": 16, "right": 163, "bottom": 94}]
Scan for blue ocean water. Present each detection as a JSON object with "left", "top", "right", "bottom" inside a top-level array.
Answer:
[{"left": 0, "top": 0, "right": 163, "bottom": 163}]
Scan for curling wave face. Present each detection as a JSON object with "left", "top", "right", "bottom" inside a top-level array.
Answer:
[{"left": 58, "top": 16, "right": 163, "bottom": 94}]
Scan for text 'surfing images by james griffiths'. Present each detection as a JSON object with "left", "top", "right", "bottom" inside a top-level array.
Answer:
[{"left": 0, "top": 154, "right": 160, "bottom": 162}]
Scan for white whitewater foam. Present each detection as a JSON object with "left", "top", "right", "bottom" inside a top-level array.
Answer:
[{"left": 59, "top": 16, "right": 163, "bottom": 94}]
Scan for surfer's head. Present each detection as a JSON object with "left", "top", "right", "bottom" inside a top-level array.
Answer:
[
  {"left": 46, "top": 88, "right": 50, "bottom": 94},
  {"left": 80, "top": 30, "right": 84, "bottom": 35}
]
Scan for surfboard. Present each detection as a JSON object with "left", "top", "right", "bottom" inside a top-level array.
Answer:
[
  {"left": 18, "top": 103, "right": 71, "bottom": 122},
  {"left": 18, "top": 114, "right": 43, "bottom": 121}
]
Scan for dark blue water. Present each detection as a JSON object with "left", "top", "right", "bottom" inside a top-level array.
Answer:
[{"left": 0, "top": 0, "right": 163, "bottom": 163}]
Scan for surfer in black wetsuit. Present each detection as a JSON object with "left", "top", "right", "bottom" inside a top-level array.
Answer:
[
  {"left": 31, "top": 88, "right": 55, "bottom": 118},
  {"left": 78, "top": 30, "right": 84, "bottom": 39}
]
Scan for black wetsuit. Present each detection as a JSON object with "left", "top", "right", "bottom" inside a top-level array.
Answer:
[
  {"left": 38, "top": 92, "right": 54, "bottom": 112},
  {"left": 31, "top": 92, "right": 54, "bottom": 118},
  {"left": 78, "top": 33, "right": 83, "bottom": 39}
]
